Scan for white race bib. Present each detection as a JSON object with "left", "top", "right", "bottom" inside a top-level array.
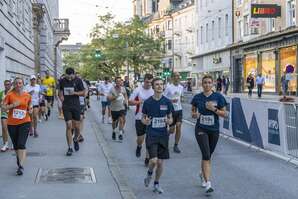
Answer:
[
  {"left": 64, "top": 87, "right": 74, "bottom": 96},
  {"left": 152, "top": 117, "right": 166, "bottom": 128},
  {"left": 117, "top": 93, "right": 124, "bottom": 101},
  {"left": 79, "top": 96, "right": 85, "bottom": 105},
  {"left": 200, "top": 115, "right": 215, "bottom": 126},
  {"left": 13, "top": 109, "right": 27, "bottom": 120},
  {"left": 173, "top": 102, "right": 180, "bottom": 111}
]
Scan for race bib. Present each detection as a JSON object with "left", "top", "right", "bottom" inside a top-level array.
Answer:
[
  {"left": 79, "top": 96, "right": 85, "bottom": 105},
  {"left": 200, "top": 115, "right": 215, "bottom": 126},
  {"left": 64, "top": 87, "right": 74, "bottom": 96},
  {"left": 117, "top": 93, "right": 124, "bottom": 101},
  {"left": 13, "top": 109, "right": 27, "bottom": 120},
  {"left": 152, "top": 117, "right": 166, "bottom": 128}
]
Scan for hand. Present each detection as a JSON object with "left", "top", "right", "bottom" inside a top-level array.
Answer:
[
  {"left": 29, "top": 90, "right": 34, "bottom": 95},
  {"left": 143, "top": 116, "right": 151, "bottom": 125},
  {"left": 28, "top": 107, "right": 33, "bottom": 114},
  {"left": 13, "top": 101, "right": 20, "bottom": 108},
  {"left": 206, "top": 102, "right": 216, "bottom": 112},
  {"left": 165, "top": 117, "right": 172, "bottom": 125},
  {"left": 192, "top": 112, "right": 200, "bottom": 119},
  {"left": 172, "top": 99, "right": 178, "bottom": 103},
  {"left": 60, "top": 96, "right": 64, "bottom": 103},
  {"left": 137, "top": 99, "right": 143, "bottom": 105}
]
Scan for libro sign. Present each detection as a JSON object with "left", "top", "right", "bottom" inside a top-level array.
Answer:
[{"left": 251, "top": 4, "right": 281, "bottom": 18}]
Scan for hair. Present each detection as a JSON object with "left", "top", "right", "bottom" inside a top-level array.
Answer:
[
  {"left": 144, "top": 73, "right": 153, "bottom": 81},
  {"left": 152, "top": 77, "right": 163, "bottom": 89},
  {"left": 104, "top": 76, "right": 109, "bottom": 81},
  {"left": 12, "top": 77, "right": 24, "bottom": 92},
  {"left": 65, "top": 67, "right": 75, "bottom": 75},
  {"left": 4, "top": 79, "right": 11, "bottom": 84},
  {"left": 114, "top": 76, "right": 122, "bottom": 82},
  {"left": 171, "top": 72, "right": 180, "bottom": 78},
  {"left": 202, "top": 75, "right": 213, "bottom": 83}
]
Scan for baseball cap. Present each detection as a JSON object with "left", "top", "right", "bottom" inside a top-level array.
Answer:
[{"left": 30, "top": 75, "right": 36, "bottom": 80}]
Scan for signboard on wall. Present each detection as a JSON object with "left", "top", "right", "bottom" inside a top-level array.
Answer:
[{"left": 251, "top": 4, "right": 281, "bottom": 18}]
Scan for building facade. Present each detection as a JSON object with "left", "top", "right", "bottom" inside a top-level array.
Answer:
[
  {"left": 231, "top": 0, "right": 298, "bottom": 94},
  {"left": 0, "top": 0, "right": 35, "bottom": 86}
]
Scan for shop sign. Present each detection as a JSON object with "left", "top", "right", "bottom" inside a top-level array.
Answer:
[
  {"left": 251, "top": 4, "right": 281, "bottom": 18},
  {"left": 250, "top": 19, "right": 260, "bottom": 28}
]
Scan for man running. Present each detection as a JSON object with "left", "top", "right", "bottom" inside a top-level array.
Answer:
[
  {"left": 99, "top": 77, "right": 113, "bottom": 123},
  {"left": 59, "top": 68, "right": 85, "bottom": 156},
  {"left": 142, "top": 78, "right": 173, "bottom": 194},
  {"left": 129, "top": 74, "right": 153, "bottom": 165},
  {"left": 164, "top": 72, "right": 184, "bottom": 153},
  {"left": 42, "top": 70, "right": 55, "bottom": 119},
  {"left": 25, "top": 75, "right": 41, "bottom": 137},
  {"left": 0, "top": 80, "right": 12, "bottom": 152},
  {"left": 107, "top": 77, "right": 128, "bottom": 142}
]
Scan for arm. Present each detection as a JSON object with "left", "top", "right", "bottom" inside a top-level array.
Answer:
[
  {"left": 2, "top": 96, "right": 20, "bottom": 112},
  {"left": 166, "top": 113, "right": 173, "bottom": 126},
  {"left": 128, "top": 89, "right": 141, "bottom": 106},
  {"left": 58, "top": 90, "right": 64, "bottom": 102},
  {"left": 141, "top": 114, "right": 151, "bottom": 125},
  {"left": 74, "top": 90, "right": 86, "bottom": 97},
  {"left": 191, "top": 105, "right": 200, "bottom": 119}
]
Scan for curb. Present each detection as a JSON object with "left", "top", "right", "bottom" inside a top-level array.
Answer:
[
  {"left": 183, "top": 119, "right": 298, "bottom": 168},
  {"left": 90, "top": 112, "right": 137, "bottom": 199}
]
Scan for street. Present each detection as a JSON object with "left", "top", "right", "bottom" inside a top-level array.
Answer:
[{"left": 0, "top": 96, "right": 298, "bottom": 199}]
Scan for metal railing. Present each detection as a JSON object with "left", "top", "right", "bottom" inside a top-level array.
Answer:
[{"left": 284, "top": 104, "right": 298, "bottom": 158}]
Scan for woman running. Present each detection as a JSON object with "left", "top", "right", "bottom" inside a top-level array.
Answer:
[
  {"left": 2, "top": 77, "right": 32, "bottom": 175},
  {"left": 191, "top": 75, "right": 227, "bottom": 193}
]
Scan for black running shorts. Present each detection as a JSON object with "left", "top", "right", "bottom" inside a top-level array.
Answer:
[
  {"left": 146, "top": 135, "right": 169, "bottom": 160},
  {"left": 170, "top": 110, "right": 183, "bottom": 127},
  {"left": 135, "top": 120, "right": 146, "bottom": 136},
  {"left": 111, "top": 110, "right": 126, "bottom": 121},
  {"left": 63, "top": 107, "right": 81, "bottom": 122}
]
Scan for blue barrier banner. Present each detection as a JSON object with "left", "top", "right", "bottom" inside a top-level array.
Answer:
[
  {"left": 223, "top": 103, "right": 230, "bottom": 130},
  {"left": 268, "top": 109, "right": 280, "bottom": 146}
]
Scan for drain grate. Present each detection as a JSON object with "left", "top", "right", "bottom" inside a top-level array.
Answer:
[
  {"left": 12, "top": 152, "right": 46, "bottom": 157},
  {"left": 35, "top": 167, "right": 97, "bottom": 184}
]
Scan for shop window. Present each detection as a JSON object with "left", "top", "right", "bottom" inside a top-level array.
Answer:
[
  {"left": 280, "top": 46, "right": 297, "bottom": 93},
  {"left": 244, "top": 53, "right": 258, "bottom": 90},
  {"left": 261, "top": 51, "right": 276, "bottom": 92}
]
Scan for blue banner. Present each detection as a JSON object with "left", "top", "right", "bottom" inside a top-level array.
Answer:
[
  {"left": 223, "top": 103, "right": 230, "bottom": 130},
  {"left": 268, "top": 109, "right": 280, "bottom": 146}
]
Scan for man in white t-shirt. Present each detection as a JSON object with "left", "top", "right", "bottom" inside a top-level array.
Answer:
[
  {"left": 99, "top": 77, "right": 113, "bottom": 123},
  {"left": 164, "top": 72, "right": 184, "bottom": 153},
  {"left": 25, "top": 75, "right": 41, "bottom": 137},
  {"left": 129, "top": 74, "right": 154, "bottom": 166}
]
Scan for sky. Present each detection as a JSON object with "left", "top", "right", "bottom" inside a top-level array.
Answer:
[{"left": 59, "top": 0, "right": 132, "bottom": 44}]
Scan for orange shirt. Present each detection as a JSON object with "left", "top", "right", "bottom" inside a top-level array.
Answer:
[{"left": 4, "top": 91, "right": 31, "bottom": 125}]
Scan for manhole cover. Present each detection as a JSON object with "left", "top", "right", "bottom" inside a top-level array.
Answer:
[
  {"left": 35, "top": 167, "right": 96, "bottom": 184},
  {"left": 12, "top": 152, "right": 46, "bottom": 157}
]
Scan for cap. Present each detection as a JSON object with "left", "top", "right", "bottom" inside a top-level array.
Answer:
[{"left": 30, "top": 75, "right": 36, "bottom": 80}]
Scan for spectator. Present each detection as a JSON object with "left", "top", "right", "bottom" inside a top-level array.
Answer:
[
  {"left": 246, "top": 74, "right": 255, "bottom": 97},
  {"left": 256, "top": 73, "right": 265, "bottom": 98}
]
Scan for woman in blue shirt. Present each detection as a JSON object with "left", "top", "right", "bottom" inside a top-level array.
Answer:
[{"left": 191, "top": 75, "right": 227, "bottom": 194}]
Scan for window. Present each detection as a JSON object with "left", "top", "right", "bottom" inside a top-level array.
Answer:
[
  {"left": 244, "top": 15, "right": 249, "bottom": 35},
  {"left": 200, "top": 26, "right": 203, "bottom": 44},
  {"left": 267, "top": 18, "right": 276, "bottom": 32},
  {"left": 206, "top": 23, "right": 208, "bottom": 42},
  {"left": 212, "top": 21, "right": 215, "bottom": 40},
  {"left": 167, "top": 40, "right": 172, "bottom": 50},
  {"left": 197, "top": 29, "right": 199, "bottom": 46},
  {"left": 167, "top": 20, "right": 172, "bottom": 30},
  {"left": 287, "top": 0, "right": 296, "bottom": 27},
  {"left": 155, "top": 25, "right": 160, "bottom": 33},
  {"left": 200, "top": 0, "right": 202, "bottom": 8},
  {"left": 238, "top": 20, "right": 243, "bottom": 40},
  {"left": 218, "top": 17, "right": 221, "bottom": 38},
  {"left": 225, "top": 14, "right": 229, "bottom": 36}
]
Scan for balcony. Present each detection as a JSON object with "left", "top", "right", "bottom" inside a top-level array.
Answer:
[{"left": 54, "top": 19, "right": 70, "bottom": 35}]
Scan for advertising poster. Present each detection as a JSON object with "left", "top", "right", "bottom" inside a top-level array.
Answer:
[
  {"left": 268, "top": 109, "right": 280, "bottom": 145},
  {"left": 223, "top": 103, "right": 230, "bottom": 130}
]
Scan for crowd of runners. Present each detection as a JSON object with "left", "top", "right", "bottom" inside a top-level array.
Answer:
[{"left": 0, "top": 67, "right": 227, "bottom": 195}]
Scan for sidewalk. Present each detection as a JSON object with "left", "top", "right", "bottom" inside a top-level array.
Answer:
[{"left": 0, "top": 107, "right": 122, "bottom": 199}]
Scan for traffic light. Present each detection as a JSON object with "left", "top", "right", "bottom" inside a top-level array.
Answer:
[
  {"left": 95, "top": 49, "right": 102, "bottom": 59},
  {"left": 162, "top": 68, "right": 171, "bottom": 77}
]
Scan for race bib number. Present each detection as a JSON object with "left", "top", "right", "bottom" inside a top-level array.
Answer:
[
  {"left": 152, "top": 117, "right": 166, "bottom": 128},
  {"left": 117, "top": 94, "right": 124, "bottom": 101},
  {"left": 64, "top": 87, "right": 74, "bottom": 96},
  {"left": 13, "top": 109, "right": 27, "bottom": 120},
  {"left": 200, "top": 115, "right": 215, "bottom": 126},
  {"left": 79, "top": 96, "right": 85, "bottom": 105}
]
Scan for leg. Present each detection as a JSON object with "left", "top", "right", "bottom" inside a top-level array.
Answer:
[
  {"left": 16, "top": 123, "right": 30, "bottom": 167},
  {"left": 155, "top": 159, "right": 163, "bottom": 182},
  {"left": 1, "top": 119, "right": 9, "bottom": 151},
  {"left": 175, "top": 122, "right": 182, "bottom": 145},
  {"left": 66, "top": 121, "right": 73, "bottom": 147},
  {"left": 33, "top": 107, "right": 39, "bottom": 135}
]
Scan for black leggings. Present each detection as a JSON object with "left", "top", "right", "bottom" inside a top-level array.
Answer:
[
  {"left": 8, "top": 123, "right": 30, "bottom": 150},
  {"left": 195, "top": 127, "right": 219, "bottom": 161}
]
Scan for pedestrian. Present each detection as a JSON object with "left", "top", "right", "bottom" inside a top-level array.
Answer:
[
  {"left": 58, "top": 67, "right": 86, "bottom": 156},
  {"left": 256, "top": 73, "right": 265, "bottom": 98},
  {"left": 191, "top": 75, "right": 227, "bottom": 194},
  {"left": 281, "top": 72, "right": 289, "bottom": 97},
  {"left": 187, "top": 79, "right": 192, "bottom": 92},
  {"left": 246, "top": 73, "right": 255, "bottom": 97},
  {"left": 99, "top": 77, "right": 113, "bottom": 123},
  {"left": 42, "top": 70, "right": 55, "bottom": 119},
  {"left": 143, "top": 77, "right": 174, "bottom": 194},
  {"left": 24, "top": 75, "right": 41, "bottom": 137},
  {"left": 129, "top": 73, "right": 154, "bottom": 166},
  {"left": 2, "top": 77, "right": 32, "bottom": 175},
  {"left": 216, "top": 76, "right": 222, "bottom": 92},
  {"left": 107, "top": 77, "right": 128, "bottom": 142},
  {"left": 164, "top": 72, "right": 184, "bottom": 153},
  {"left": 0, "top": 80, "right": 12, "bottom": 152}
]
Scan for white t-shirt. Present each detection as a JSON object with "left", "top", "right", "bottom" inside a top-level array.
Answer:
[
  {"left": 25, "top": 84, "right": 41, "bottom": 106},
  {"left": 129, "top": 86, "right": 154, "bottom": 120},
  {"left": 164, "top": 83, "right": 184, "bottom": 111},
  {"left": 99, "top": 82, "right": 113, "bottom": 102}
]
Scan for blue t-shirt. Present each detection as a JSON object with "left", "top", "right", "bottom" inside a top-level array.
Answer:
[
  {"left": 191, "top": 92, "right": 227, "bottom": 132},
  {"left": 142, "top": 96, "right": 174, "bottom": 137}
]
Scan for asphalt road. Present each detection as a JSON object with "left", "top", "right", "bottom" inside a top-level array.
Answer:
[{"left": 90, "top": 97, "right": 298, "bottom": 199}]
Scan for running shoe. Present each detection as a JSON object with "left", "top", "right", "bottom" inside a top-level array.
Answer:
[
  {"left": 173, "top": 145, "right": 181, "bottom": 153},
  {"left": 34, "top": 132, "right": 39, "bottom": 138},
  {"left": 144, "top": 175, "right": 152, "bottom": 187},
  {"left": 102, "top": 117, "right": 105, "bottom": 123},
  {"left": 136, "top": 146, "right": 142, "bottom": 158},
  {"left": 200, "top": 173, "right": 207, "bottom": 188},
  {"left": 1, "top": 143, "right": 9, "bottom": 152},
  {"left": 112, "top": 132, "right": 116, "bottom": 140},
  {"left": 16, "top": 166, "right": 24, "bottom": 176},
  {"left": 153, "top": 183, "right": 164, "bottom": 194},
  {"left": 66, "top": 148, "right": 73, "bottom": 156},
  {"left": 44, "top": 114, "right": 48, "bottom": 121},
  {"left": 78, "top": 135, "right": 84, "bottom": 142},
  {"left": 108, "top": 117, "right": 112, "bottom": 124},
  {"left": 144, "top": 158, "right": 149, "bottom": 167},
  {"left": 118, "top": 134, "right": 123, "bottom": 141},
  {"left": 73, "top": 138, "right": 80, "bottom": 151},
  {"left": 205, "top": 181, "right": 214, "bottom": 193}
]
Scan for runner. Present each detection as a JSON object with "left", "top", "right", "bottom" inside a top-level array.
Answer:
[
  {"left": 42, "top": 70, "right": 55, "bottom": 119},
  {"left": 24, "top": 75, "right": 41, "bottom": 137},
  {"left": 58, "top": 67, "right": 85, "bottom": 156},
  {"left": 142, "top": 77, "right": 173, "bottom": 194},
  {"left": 99, "top": 77, "right": 113, "bottom": 123},
  {"left": 164, "top": 72, "right": 184, "bottom": 153},
  {"left": 107, "top": 77, "right": 128, "bottom": 142},
  {"left": 129, "top": 74, "right": 153, "bottom": 166},
  {"left": 0, "top": 80, "right": 12, "bottom": 152},
  {"left": 37, "top": 78, "right": 47, "bottom": 121},
  {"left": 191, "top": 75, "right": 227, "bottom": 194},
  {"left": 57, "top": 75, "right": 65, "bottom": 119},
  {"left": 2, "top": 77, "right": 32, "bottom": 175}
]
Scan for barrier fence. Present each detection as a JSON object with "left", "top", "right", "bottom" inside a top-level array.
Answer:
[{"left": 284, "top": 104, "right": 298, "bottom": 158}]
